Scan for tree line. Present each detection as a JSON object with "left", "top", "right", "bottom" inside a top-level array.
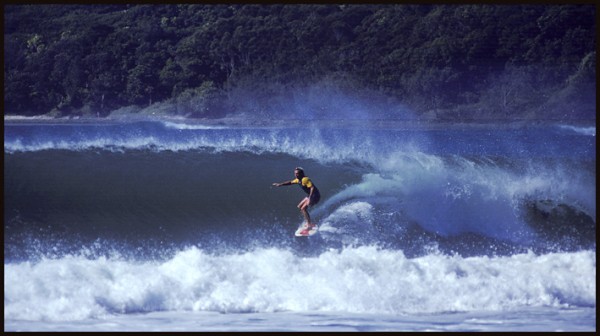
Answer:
[{"left": 4, "top": 4, "right": 596, "bottom": 121}]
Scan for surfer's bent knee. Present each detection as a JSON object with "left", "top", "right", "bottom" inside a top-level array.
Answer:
[{"left": 298, "top": 197, "right": 309, "bottom": 209}]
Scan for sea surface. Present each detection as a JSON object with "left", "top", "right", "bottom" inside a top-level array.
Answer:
[{"left": 4, "top": 118, "right": 596, "bottom": 331}]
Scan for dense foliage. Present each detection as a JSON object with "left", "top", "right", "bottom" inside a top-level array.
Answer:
[{"left": 4, "top": 4, "right": 596, "bottom": 121}]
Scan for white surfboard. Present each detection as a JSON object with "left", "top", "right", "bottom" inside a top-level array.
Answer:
[{"left": 294, "top": 223, "right": 318, "bottom": 237}]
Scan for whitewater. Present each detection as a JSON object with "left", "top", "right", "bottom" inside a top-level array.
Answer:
[{"left": 4, "top": 118, "right": 596, "bottom": 331}]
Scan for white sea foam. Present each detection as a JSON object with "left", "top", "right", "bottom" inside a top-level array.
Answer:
[
  {"left": 557, "top": 124, "right": 596, "bottom": 136},
  {"left": 4, "top": 246, "right": 595, "bottom": 322},
  {"left": 5, "top": 307, "right": 596, "bottom": 332},
  {"left": 162, "top": 121, "right": 227, "bottom": 130},
  {"left": 4, "top": 126, "right": 366, "bottom": 160}
]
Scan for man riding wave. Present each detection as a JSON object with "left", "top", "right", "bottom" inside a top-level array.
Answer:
[{"left": 273, "top": 167, "right": 320, "bottom": 234}]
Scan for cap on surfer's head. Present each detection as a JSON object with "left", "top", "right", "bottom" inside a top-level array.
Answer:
[{"left": 295, "top": 167, "right": 304, "bottom": 173}]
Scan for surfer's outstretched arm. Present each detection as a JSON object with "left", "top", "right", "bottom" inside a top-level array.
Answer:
[{"left": 272, "top": 180, "right": 293, "bottom": 187}]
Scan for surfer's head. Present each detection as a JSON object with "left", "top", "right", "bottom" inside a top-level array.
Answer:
[{"left": 294, "top": 167, "right": 305, "bottom": 178}]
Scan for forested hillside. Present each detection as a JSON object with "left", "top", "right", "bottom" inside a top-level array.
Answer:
[{"left": 4, "top": 4, "right": 596, "bottom": 121}]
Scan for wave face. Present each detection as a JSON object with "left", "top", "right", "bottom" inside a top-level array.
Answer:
[{"left": 4, "top": 120, "right": 596, "bottom": 320}]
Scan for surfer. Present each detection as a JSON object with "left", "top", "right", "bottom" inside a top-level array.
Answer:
[{"left": 273, "top": 167, "right": 321, "bottom": 232}]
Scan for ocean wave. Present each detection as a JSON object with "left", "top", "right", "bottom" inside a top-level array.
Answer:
[
  {"left": 557, "top": 125, "right": 596, "bottom": 136},
  {"left": 4, "top": 246, "right": 595, "bottom": 321},
  {"left": 4, "top": 126, "right": 413, "bottom": 169},
  {"left": 316, "top": 154, "right": 596, "bottom": 245},
  {"left": 5, "top": 121, "right": 595, "bottom": 163},
  {"left": 5, "top": 137, "right": 595, "bottom": 259},
  {"left": 5, "top": 122, "right": 595, "bottom": 260}
]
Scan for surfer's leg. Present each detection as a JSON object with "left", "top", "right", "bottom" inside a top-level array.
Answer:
[
  {"left": 302, "top": 208, "right": 312, "bottom": 225},
  {"left": 297, "top": 197, "right": 309, "bottom": 209},
  {"left": 297, "top": 198, "right": 313, "bottom": 226}
]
